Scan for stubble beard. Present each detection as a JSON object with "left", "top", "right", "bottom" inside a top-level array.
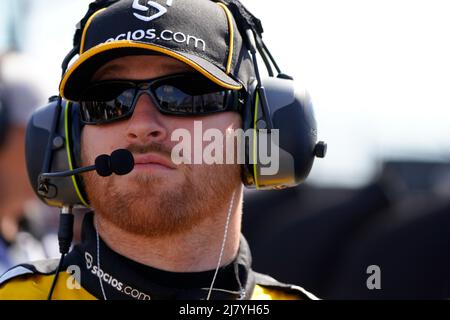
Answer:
[{"left": 82, "top": 146, "right": 241, "bottom": 238}]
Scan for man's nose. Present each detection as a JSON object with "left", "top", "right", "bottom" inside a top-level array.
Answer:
[{"left": 125, "top": 94, "right": 168, "bottom": 144}]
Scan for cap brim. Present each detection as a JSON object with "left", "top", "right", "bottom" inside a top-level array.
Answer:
[{"left": 60, "top": 40, "right": 243, "bottom": 101}]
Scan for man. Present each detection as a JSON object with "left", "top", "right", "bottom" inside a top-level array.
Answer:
[{"left": 0, "top": 0, "right": 317, "bottom": 300}]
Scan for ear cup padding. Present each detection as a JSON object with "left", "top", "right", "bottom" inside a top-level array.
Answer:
[
  {"left": 240, "top": 79, "right": 258, "bottom": 186},
  {"left": 65, "top": 102, "right": 89, "bottom": 206}
]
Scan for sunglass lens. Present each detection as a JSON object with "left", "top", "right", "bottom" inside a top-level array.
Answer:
[
  {"left": 153, "top": 76, "right": 228, "bottom": 114},
  {"left": 80, "top": 83, "right": 136, "bottom": 123}
]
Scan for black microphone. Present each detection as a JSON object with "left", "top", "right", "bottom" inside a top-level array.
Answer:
[
  {"left": 39, "top": 149, "right": 134, "bottom": 179},
  {"left": 43, "top": 149, "right": 133, "bottom": 300}
]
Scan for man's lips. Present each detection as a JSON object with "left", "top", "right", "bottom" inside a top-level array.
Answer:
[{"left": 132, "top": 153, "right": 176, "bottom": 170}]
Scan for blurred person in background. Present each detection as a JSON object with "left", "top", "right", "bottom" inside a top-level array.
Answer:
[{"left": 0, "top": 52, "right": 58, "bottom": 274}]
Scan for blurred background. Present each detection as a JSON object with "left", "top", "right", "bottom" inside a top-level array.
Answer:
[{"left": 0, "top": 0, "right": 449, "bottom": 299}]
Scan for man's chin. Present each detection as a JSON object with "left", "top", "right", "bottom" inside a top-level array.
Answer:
[
  {"left": 85, "top": 162, "right": 240, "bottom": 238},
  {"left": 94, "top": 184, "right": 205, "bottom": 238}
]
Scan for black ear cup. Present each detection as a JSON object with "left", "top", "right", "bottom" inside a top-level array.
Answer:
[
  {"left": 26, "top": 98, "right": 89, "bottom": 208},
  {"left": 241, "top": 77, "right": 326, "bottom": 189}
]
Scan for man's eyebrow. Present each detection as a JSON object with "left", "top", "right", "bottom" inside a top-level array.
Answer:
[{"left": 92, "top": 64, "right": 125, "bottom": 81}]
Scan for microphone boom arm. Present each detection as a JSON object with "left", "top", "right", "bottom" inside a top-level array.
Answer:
[
  {"left": 37, "top": 149, "right": 134, "bottom": 198},
  {"left": 39, "top": 165, "right": 96, "bottom": 179}
]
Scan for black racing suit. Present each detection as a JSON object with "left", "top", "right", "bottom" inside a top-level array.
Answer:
[{"left": 0, "top": 212, "right": 317, "bottom": 300}]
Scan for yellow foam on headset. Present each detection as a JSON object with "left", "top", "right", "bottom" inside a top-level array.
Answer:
[{"left": 64, "top": 101, "right": 90, "bottom": 207}]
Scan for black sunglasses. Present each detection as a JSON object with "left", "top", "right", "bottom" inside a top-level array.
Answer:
[{"left": 78, "top": 73, "right": 246, "bottom": 125}]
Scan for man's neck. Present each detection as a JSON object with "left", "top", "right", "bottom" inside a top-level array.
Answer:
[{"left": 94, "top": 188, "right": 243, "bottom": 273}]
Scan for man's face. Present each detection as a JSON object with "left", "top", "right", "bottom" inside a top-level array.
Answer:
[{"left": 81, "top": 55, "right": 242, "bottom": 237}]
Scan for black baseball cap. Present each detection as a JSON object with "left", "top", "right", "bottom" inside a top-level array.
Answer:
[{"left": 60, "top": 0, "right": 255, "bottom": 101}]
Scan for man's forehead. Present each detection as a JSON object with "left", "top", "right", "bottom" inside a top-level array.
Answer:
[{"left": 92, "top": 55, "right": 192, "bottom": 81}]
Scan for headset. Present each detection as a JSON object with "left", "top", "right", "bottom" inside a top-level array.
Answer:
[{"left": 25, "top": 0, "right": 327, "bottom": 209}]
